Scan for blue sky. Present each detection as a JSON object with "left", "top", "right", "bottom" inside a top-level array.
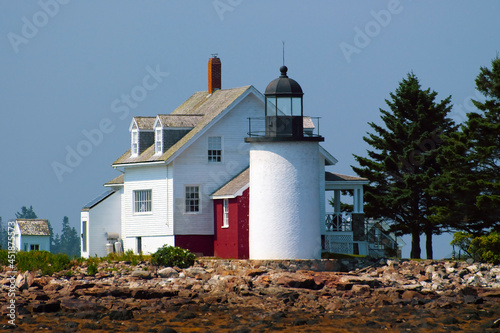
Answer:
[{"left": 1, "top": 0, "right": 499, "bottom": 258}]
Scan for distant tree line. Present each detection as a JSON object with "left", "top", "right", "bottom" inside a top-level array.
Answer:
[
  {"left": 353, "top": 56, "right": 500, "bottom": 259},
  {"left": 0, "top": 206, "right": 80, "bottom": 257}
]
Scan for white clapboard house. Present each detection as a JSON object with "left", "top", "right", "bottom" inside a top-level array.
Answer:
[{"left": 81, "top": 56, "right": 399, "bottom": 259}]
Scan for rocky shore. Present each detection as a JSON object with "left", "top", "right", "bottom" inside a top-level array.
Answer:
[{"left": 2, "top": 258, "right": 500, "bottom": 332}]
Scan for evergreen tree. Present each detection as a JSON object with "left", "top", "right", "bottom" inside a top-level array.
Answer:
[
  {"left": 0, "top": 217, "right": 6, "bottom": 249},
  {"left": 53, "top": 234, "right": 61, "bottom": 254},
  {"left": 433, "top": 57, "right": 500, "bottom": 235},
  {"left": 353, "top": 73, "right": 456, "bottom": 259},
  {"left": 58, "top": 216, "right": 80, "bottom": 257},
  {"left": 469, "top": 57, "right": 500, "bottom": 229},
  {"left": 15, "top": 206, "right": 37, "bottom": 219},
  {"left": 46, "top": 220, "right": 55, "bottom": 252}
]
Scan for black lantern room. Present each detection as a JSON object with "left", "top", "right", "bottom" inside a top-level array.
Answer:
[
  {"left": 264, "top": 66, "right": 305, "bottom": 138},
  {"left": 245, "top": 65, "right": 323, "bottom": 142}
]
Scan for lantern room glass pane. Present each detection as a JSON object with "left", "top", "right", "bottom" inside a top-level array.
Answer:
[
  {"left": 266, "top": 97, "right": 277, "bottom": 116},
  {"left": 291, "top": 97, "right": 302, "bottom": 116},
  {"left": 276, "top": 97, "right": 291, "bottom": 116}
]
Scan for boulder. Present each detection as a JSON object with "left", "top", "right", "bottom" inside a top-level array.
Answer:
[
  {"left": 274, "top": 273, "right": 323, "bottom": 290},
  {"left": 131, "top": 270, "right": 152, "bottom": 279},
  {"left": 158, "top": 267, "right": 179, "bottom": 278},
  {"left": 15, "top": 271, "right": 34, "bottom": 291},
  {"left": 351, "top": 284, "right": 370, "bottom": 294},
  {"left": 184, "top": 267, "right": 207, "bottom": 278}
]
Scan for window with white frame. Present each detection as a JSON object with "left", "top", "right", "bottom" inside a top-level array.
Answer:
[
  {"left": 208, "top": 136, "right": 222, "bottom": 162},
  {"left": 155, "top": 128, "right": 163, "bottom": 155},
  {"left": 185, "top": 186, "right": 200, "bottom": 213},
  {"left": 131, "top": 130, "right": 139, "bottom": 156},
  {"left": 134, "top": 189, "right": 152, "bottom": 213},
  {"left": 222, "top": 199, "right": 229, "bottom": 227},
  {"left": 82, "top": 221, "right": 87, "bottom": 252}
]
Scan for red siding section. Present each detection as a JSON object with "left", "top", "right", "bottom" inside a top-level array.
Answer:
[
  {"left": 175, "top": 235, "right": 214, "bottom": 257},
  {"left": 213, "top": 188, "right": 249, "bottom": 259}
]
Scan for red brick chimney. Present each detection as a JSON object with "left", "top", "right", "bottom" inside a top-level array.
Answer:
[{"left": 208, "top": 55, "right": 221, "bottom": 94}]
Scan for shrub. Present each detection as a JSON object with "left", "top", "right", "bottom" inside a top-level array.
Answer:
[
  {"left": 0, "top": 250, "right": 72, "bottom": 275},
  {"left": 86, "top": 257, "right": 100, "bottom": 276},
  {"left": 151, "top": 245, "right": 196, "bottom": 268},
  {"left": 0, "top": 249, "right": 9, "bottom": 266},
  {"left": 63, "top": 270, "right": 74, "bottom": 278},
  {"left": 451, "top": 231, "right": 474, "bottom": 258},
  {"left": 471, "top": 231, "right": 500, "bottom": 264}
]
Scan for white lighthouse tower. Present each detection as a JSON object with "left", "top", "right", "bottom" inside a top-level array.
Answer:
[{"left": 246, "top": 66, "right": 324, "bottom": 260}]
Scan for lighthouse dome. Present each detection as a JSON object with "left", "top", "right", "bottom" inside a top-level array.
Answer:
[{"left": 265, "top": 66, "right": 303, "bottom": 97}]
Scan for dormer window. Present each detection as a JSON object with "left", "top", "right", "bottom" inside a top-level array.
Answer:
[
  {"left": 129, "top": 117, "right": 155, "bottom": 157},
  {"left": 131, "top": 130, "right": 139, "bottom": 156},
  {"left": 155, "top": 128, "right": 163, "bottom": 155}
]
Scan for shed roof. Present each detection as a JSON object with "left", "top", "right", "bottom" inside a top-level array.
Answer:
[
  {"left": 82, "top": 190, "right": 117, "bottom": 211},
  {"left": 211, "top": 169, "right": 365, "bottom": 199},
  {"left": 113, "top": 86, "right": 252, "bottom": 166},
  {"left": 104, "top": 174, "right": 124, "bottom": 187},
  {"left": 325, "top": 172, "right": 368, "bottom": 182},
  {"left": 16, "top": 219, "right": 50, "bottom": 236},
  {"left": 211, "top": 168, "right": 249, "bottom": 199}
]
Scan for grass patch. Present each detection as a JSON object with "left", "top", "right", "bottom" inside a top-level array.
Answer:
[
  {"left": 321, "top": 252, "right": 367, "bottom": 259},
  {"left": 0, "top": 249, "right": 72, "bottom": 275}
]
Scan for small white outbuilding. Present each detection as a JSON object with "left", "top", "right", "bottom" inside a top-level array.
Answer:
[{"left": 14, "top": 219, "right": 51, "bottom": 252}]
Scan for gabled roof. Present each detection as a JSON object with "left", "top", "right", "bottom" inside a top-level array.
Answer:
[
  {"left": 129, "top": 116, "right": 155, "bottom": 131},
  {"left": 155, "top": 114, "right": 204, "bottom": 128},
  {"left": 82, "top": 190, "right": 117, "bottom": 210},
  {"left": 211, "top": 168, "right": 249, "bottom": 199},
  {"left": 113, "top": 85, "right": 254, "bottom": 167},
  {"left": 16, "top": 219, "right": 50, "bottom": 236},
  {"left": 320, "top": 145, "right": 338, "bottom": 166}
]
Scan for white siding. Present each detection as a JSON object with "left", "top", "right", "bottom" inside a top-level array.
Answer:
[
  {"left": 172, "top": 94, "right": 263, "bottom": 235},
  {"left": 319, "top": 155, "right": 326, "bottom": 235},
  {"left": 125, "top": 235, "right": 174, "bottom": 255},
  {"left": 167, "top": 163, "right": 174, "bottom": 230},
  {"left": 13, "top": 223, "right": 50, "bottom": 252},
  {"left": 81, "top": 190, "right": 122, "bottom": 258},
  {"left": 23, "top": 235, "right": 50, "bottom": 251},
  {"left": 123, "top": 164, "right": 171, "bottom": 240},
  {"left": 81, "top": 211, "right": 89, "bottom": 257},
  {"left": 14, "top": 223, "right": 21, "bottom": 251}
]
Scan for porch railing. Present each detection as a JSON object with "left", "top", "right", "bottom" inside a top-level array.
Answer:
[
  {"left": 365, "top": 220, "right": 399, "bottom": 257},
  {"left": 325, "top": 213, "right": 352, "bottom": 232}
]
